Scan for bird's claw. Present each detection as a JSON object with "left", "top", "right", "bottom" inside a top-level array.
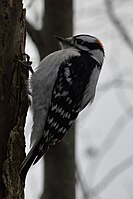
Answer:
[{"left": 17, "top": 53, "right": 34, "bottom": 74}]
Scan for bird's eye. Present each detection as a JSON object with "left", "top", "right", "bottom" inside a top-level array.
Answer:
[{"left": 75, "top": 39, "right": 84, "bottom": 45}]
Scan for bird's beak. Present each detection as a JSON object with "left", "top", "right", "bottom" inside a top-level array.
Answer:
[
  {"left": 55, "top": 36, "right": 66, "bottom": 43},
  {"left": 55, "top": 35, "right": 72, "bottom": 47}
]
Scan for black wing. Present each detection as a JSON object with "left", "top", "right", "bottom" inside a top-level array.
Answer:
[{"left": 33, "top": 54, "right": 95, "bottom": 163}]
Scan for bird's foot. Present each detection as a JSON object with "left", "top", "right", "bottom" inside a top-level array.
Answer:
[{"left": 17, "top": 53, "right": 34, "bottom": 74}]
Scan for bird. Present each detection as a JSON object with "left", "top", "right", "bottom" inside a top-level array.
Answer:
[{"left": 20, "top": 34, "right": 105, "bottom": 181}]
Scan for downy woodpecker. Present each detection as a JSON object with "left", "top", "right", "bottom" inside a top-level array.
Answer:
[{"left": 20, "top": 34, "right": 105, "bottom": 180}]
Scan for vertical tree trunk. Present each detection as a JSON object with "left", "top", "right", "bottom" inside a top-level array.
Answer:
[
  {"left": 44, "top": 125, "right": 75, "bottom": 199},
  {"left": 0, "top": 0, "right": 27, "bottom": 198},
  {"left": 42, "top": 1, "right": 75, "bottom": 198},
  {"left": 39, "top": 0, "right": 73, "bottom": 58}
]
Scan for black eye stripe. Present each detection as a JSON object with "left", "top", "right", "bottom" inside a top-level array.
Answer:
[
  {"left": 74, "top": 38, "right": 104, "bottom": 53},
  {"left": 75, "top": 39, "right": 91, "bottom": 47}
]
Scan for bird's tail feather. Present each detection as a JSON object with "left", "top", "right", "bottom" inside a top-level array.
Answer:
[
  {"left": 20, "top": 143, "right": 39, "bottom": 182},
  {"left": 20, "top": 138, "right": 48, "bottom": 182}
]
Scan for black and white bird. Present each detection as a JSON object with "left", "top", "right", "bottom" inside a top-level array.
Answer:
[{"left": 20, "top": 34, "right": 105, "bottom": 180}]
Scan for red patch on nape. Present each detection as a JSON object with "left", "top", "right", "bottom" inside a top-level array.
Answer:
[{"left": 96, "top": 39, "right": 104, "bottom": 49}]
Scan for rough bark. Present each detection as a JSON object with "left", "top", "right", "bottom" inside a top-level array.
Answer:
[
  {"left": 27, "top": 0, "right": 75, "bottom": 199},
  {"left": 0, "top": 0, "right": 27, "bottom": 198}
]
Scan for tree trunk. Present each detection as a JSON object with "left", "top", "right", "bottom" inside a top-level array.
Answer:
[
  {"left": 0, "top": 0, "right": 27, "bottom": 198},
  {"left": 41, "top": 1, "right": 75, "bottom": 198},
  {"left": 43, "top": 125, "right": 75, "bottom": 199}
]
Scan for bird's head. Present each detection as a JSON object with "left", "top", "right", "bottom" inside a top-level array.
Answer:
[{"left": 56, "top": 34, "right": 105, "bottom": 65}]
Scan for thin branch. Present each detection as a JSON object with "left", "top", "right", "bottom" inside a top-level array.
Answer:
[
  {"left": 105, "top": 0, "right": 133, "bottom": 52},
  {"left": 90, "top": 153, "right": 133, "bottom": 197},
  {"left": 99, "top": 105, "right": 133, "bottom": 158},
  {"left": 83, "top": 105, "right": 133, "bottom": 199},
  {"left": 99, "top": 78, "right": 133, "bottom": 92},
  {"left": 76, "top": 164, "right": 103, "bottom": 199},
  {"left": 76, "top": 165, "right": 89, "bottom": 199}
]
